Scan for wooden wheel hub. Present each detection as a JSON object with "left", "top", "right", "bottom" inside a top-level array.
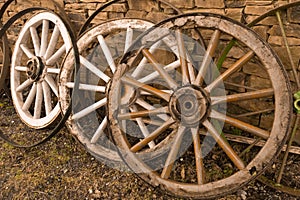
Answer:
[
  {"left": 169, "top": 85, "right": 210, "bottom": 127},
  {"left": 26, "top": 56, "right": 45, "bottom": 81}
]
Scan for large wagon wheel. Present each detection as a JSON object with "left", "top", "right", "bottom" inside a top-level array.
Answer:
[
  {"left": 108, "top": 13, "right": 292, "bottom": 199},
  {"left": 10, "top": 11, "right": 73, "bottom": 129}
]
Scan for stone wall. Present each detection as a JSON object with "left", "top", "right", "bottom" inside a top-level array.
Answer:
[{"left": 1, "top": 0, "right": 299, "bottom": 86}]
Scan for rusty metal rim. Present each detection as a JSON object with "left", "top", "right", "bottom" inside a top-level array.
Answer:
[
  {"left": 0, "top": 25, "right": 10, "bottom": 93},
  {"left": 78, "top": 0, "right": 183, "bottom": 36},
  {"left": 247, "top": 1, "right": 300, "bottom": 27},
  {"left": 0, "top": 7, "right": 80, "bottom": 148},
  {"left": 246, "top": 1, "right": 300, "bottom": 196},
  {"left": 0, "top": 0, "right": 14, "bottom": 93}
]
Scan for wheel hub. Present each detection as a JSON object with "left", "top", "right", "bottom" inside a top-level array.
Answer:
[
  {"left": 169, "top": 85, "right": 210, "bottom": 127},
  {"left": 26, "top": 56, "right": 45, "bottom": 81}
]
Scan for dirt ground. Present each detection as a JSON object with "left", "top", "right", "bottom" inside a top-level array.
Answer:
[{"left": 0, "top": 92, "right": 300, "bottom": 200}]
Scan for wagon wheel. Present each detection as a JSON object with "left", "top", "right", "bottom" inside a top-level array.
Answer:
[
  {"left": 10, "top": 11, "right": 73, "bottom": 129},
  {"left": 0, "top": 7, "right": 79, "bottom": 148},
  {"left": 0, "top": 0, "right": 71, "bottom": 96},
  {"left": 108, "top": 13, "right": 292, "bottom": 199},
  {"left": 60, "top": 18, "right": 187, "bottom": 166}
]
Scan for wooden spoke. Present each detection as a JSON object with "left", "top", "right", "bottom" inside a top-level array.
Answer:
[
  {"left": 188, "top": 62, "right": 196, "bottom": 83},
  {"left": 203, "top": 120, "right": 245, "bottom": 170},
  {"left": 40, "top": 20, "right": 49, "bottom": 56},
  {"left": 130, "top": 118, "right": 175, "bottom": 152},
  {"left": 130, "top": 106, "right": 155, "bottom": 148},
  {"left": 42, "top": 81, "right": 52, "bottom": 115},
  {"left": 46, "top": 68, "right": 60, "bottom": 74},
  {"left": 136, "top": 98, "right": 169, "bottom": 121},
  {"left": 131, "top": 41, "right": 162, "bottom": 78},
  {"left": 80, "top": 55, "right": 110, "bottom": 83},
  {"left": 15, "top": 66, "right": 27, "bottom": 72},
  {"left": 72, "top": 97, "right": 107, "bottom": 120},
  {"left": 16, "top": 79, "right": 34, "bottom": 92},
  {"left": 162, "top": 34, "right": 196, "bottom": 82},
  {"left": 206, "top": 51, "right": 255, "bottom": 92},
  {"left": 46, "top": 45, "right": 66, "bottom": 66},
  {"left": 138, "top": 60, "right": 181, "bottom": 83},
  {"left": 191, "top": 127, "right": 205, "bottom": 184},
  {"left": 118, "top": 106, "right": 169, "bottom": 121},
  {"left": 65, "top": 82, "right": 106, "bottom": 93},
  {"left": 30, "top": 27, "right": 41, "bottom": 56},
  {"left": 140, "top": 90, "right": 173, "bottom": 95},
  {"left": 140, "top": 118, "right": 164, "bottom": 126},
  {"left": 44, "top": 75, "right": 58, "bottom": 97},
  {"left": 224, "top": 81, "right": 258, "bottom": 91},
  {"left": 121, "top": 76, "right": 171, "bottom": 101},
  {"left": 91, "top": 116, "right": 108, "bottom": 144},
  {"left": 22, "top": 83, "right": 37, "bottom": 111},
  {"left": 34, "top": 82, "right": 43, "bottom": 119},
  {"left": 161, "top": 125, "right": 186, "bottom": 179},
  {"left": 234, "top": 108, "right": 274, "bottom": 118},
  {"left": 120, "top": 108, "right": 127, "bottom": 131},
  {"left": 97, "top": 35, "right": 116, "bottom": 73},
  {"left": 20, "top": 44, "right": 35, "bottom": 58},
  {"left": 210, "top": 110, "right": 270, "bottom": 139},
  {"left": 142, "top": 49, "right": 178, "bottom": 90},
  {"left": 211, "top": 88, "right": 274, "bottom": 105},
  {"left": 124, "top": 27, "right": 133, "bottom": 52},
  {"left": 176, "top": 30, "right": 190, "bottom": 85},
  {"left": 44, "top": 25, "right": 60, "bottom": 60},
  {"left": 194, "top": 30, "right": 221, "bottom": 86}
]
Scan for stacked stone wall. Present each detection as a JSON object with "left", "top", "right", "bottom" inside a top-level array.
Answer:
[{"left": 1, "top": 0, "right": 299, "bottom": 86}]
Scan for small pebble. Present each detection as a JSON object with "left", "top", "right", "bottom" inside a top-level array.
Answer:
[{"left": 241, "top": 193, "right": 246, "bottom": 200}]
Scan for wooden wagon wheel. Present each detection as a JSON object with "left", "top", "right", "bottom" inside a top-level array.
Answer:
[
  {"left": 10, "top": 11, "right": 73, "bottom": 129},
  {"left": 0, "top": 7, "right": 79, "bottom": 148},
  {"left": 59, "top": 17, "right": 200, "bottom": 166},
  {"left": 0, "top": 0, "right": 69, "bottom": 96},
  {"left": 59, "top": 18, "right": 155, "bottom": 166},
  {"left": 108, "top": 13, "right": 292, "bottom": 199},
  {"left": 59, "top": 0, "right": 191, "bottom": 166}
]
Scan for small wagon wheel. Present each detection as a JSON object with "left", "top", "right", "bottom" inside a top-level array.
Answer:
[
  {"left": 0, "top": 7, "right": 79, "bottom": 148},
  {"left": 0, "top": 0, "right": 72, "bottom": 96},
  {"left": 108, "top": 13, "right": 292, "bottom": 199},
  {"left": 10, "top": 11, "right": 73, "bottom": 129}
]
